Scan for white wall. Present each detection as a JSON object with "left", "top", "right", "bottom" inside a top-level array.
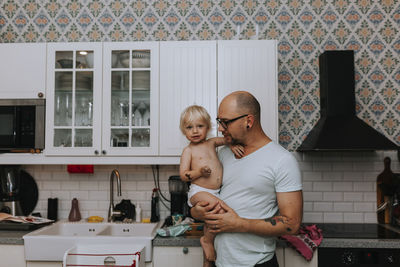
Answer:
[{"left": 24, "top": 150, "right": 399, "bottom": 223}]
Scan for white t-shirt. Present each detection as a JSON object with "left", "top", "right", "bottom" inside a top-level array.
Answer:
[{"left": 215, "top": 141, "right": 302, "bottom": 267}]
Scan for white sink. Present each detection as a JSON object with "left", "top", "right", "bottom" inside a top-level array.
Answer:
[{"left": 23, "top": 220, "right": 161, "bottom": 262}]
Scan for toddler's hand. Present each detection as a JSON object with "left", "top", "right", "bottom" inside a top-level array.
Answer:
[
  {"left": 231, "top": 144, "right": 244, "bottom": 158},
  {"left": 201, "top": 166, "right": 211, "bottom": 177}
]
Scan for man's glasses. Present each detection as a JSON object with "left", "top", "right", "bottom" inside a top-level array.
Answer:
[{"left": 216, "top": 114, "right": 248, "bottom": 129}]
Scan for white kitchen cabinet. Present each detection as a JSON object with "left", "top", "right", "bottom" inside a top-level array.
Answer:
[
  {"left": 45, "top": 42, "right": 103, "bottom": 156},
  {"left": 159, "top": 40, "right": 278, "bottom": 156},
  {"left": 159, "top": 41, "right": 217, "bottom": 155},
  {"left": 103, "top": 42, "right": 159, "bottom": 156},
  {"left": 218, "top": 40, "right": 278, "bottom": 142},
  {"left": 0, "top": 43, "right": 46, "bottom": 99},
  {"left": 45, "top": 42, "right": 159, "bottom": 156},
  {"left": 284, "top": 247, "right": 318, "bottom": 267},
  {"left": 0, "top": 244, "right": 26, "bottom": 267},
  {"left": 153, "top": 246, "right": 203, "bottom": 267}
]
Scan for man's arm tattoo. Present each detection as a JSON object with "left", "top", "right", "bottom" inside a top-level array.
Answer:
[{"left": 265, "top": 216, "right": 293, "bottom": 232}]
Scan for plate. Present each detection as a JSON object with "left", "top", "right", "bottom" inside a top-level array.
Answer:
[{"left": 19, "top": 170, "right": 39, "bottom": 216}]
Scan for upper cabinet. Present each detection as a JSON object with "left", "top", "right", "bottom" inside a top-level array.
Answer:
[
  {"left": 0, "top": 43, "right": 46, "bottom": 99},
  {"left": 218, "top": 40, "right": 278, "bottom": 142},
  {"left": 45, "top": 42, "right": 159, "bottom": 156},
  {"left": 103, "top": 42, "right": 159, "bottom": 156},
  {"left": 0, "top": 40, "right": 277, "bottom": 164},
  {"left": 45, "top": 43, "right": 103, "bottom": 156},
  {"left": 159, "top": 41, "right": 217, "bottom": 156}
]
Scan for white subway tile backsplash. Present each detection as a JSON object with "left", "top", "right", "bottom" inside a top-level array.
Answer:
[
  {"left": 333, "top": 202, "right": 353, "bottom": 212},
  {"left": 27, "top": 151, "right": 399, "bottom": 223},
  {"left": 333, "top": 182, "right": 353, "bottom": 192},
  {"left": 344, "top": 192, "right": 363, "bottom": 201},
  {"left": 353, "top": 182, "right": 373, "bottom": 192},
  {"left": 313, "top": 182, "right": 332, "bottom": 191},
  {"left": 343, "top": 213, "right": 364, "bottom": 223},
  {"left": 323, "top": 192, "right": 343, "bottom": 201},
  {"left": 324, "top": 213, "right": 343, "bottom": 223}
]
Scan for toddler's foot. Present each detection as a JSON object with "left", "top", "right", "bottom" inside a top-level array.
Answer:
[{"left": 200, "top": 236, "right": 216, "bottom": 262}]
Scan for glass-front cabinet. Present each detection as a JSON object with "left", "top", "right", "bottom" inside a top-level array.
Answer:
[
  {"left": 46, "top": 43, "right": 102, "bottom": 156},
  {"left": 102, "top": 42, "right": 159, "bottom": 155},
  {"left": 46, "top": 42, "right": 159, "bottom": 156}
]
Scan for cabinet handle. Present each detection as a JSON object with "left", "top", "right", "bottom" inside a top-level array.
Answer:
[
  {"left": 37, "top": 92, "right": 44, "bottom": 98},
  {"left": 182, "top": 247, "right": 189, "bottom": 254},
  {"left": 94, "top": 150, "right": 99, "bottom": 155},
  {"left": 102, "top": 150, "right": 107, "bottom": 155}
]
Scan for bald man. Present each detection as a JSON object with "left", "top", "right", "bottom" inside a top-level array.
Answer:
[{"left": 191, "top": 91, "right": 303, "bottom": 267}]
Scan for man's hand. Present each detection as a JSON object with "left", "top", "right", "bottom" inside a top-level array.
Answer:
[
  {"left": 190, "top": 200, "right": 218, "bottom": 221},
  {"left": 204, "top": 201, "right": 245, "bottom": 233}
]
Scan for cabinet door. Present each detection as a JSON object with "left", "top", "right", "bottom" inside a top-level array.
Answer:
[
  {"left": 153, "top": 247, "right": 203, "bottom": 267},
  {"left": 26, "top": 262, "right": 62, "bottom": 267},
  {"left": 45, "top": 43, "right": 103, "bottom": 156},
  {"left": 217, "top": 40, "right": 278, "bottom": 142},
  {"left": 159, "top": 41, "right": 217, "bottom": 156},
  {"left": 0, "top": 244, "right": 26, "bottom": 267},
  {"left": 103, "top": 42, "right": 159, "bottom": 156},
  {"left": 284, "top": 247, "right": 318, "bottom": 267},
  {"left": 0, "top": 43, "right": 46, "bottom": 99}
]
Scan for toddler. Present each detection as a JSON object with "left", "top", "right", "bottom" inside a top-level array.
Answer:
[{"left": 179, "top": 105, "right": 243, "bottom": 267}]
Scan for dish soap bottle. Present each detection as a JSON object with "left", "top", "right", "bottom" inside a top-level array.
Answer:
[
  {"left": 68, "top": 198, "right": 81, "bottom": 222},
  {"left": 135, "top": 203, "right": 141, "bottom": 223},
  {"left": 151, "top": 188, "right": 160, "bottom": 222}
]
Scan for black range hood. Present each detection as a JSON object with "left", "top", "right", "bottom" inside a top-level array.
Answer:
[{"left": 297, "top": 50, "right": 399, "bottom": 151}]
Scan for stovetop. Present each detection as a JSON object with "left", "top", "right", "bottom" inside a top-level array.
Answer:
[{"left": 315, "top": 223, "right": 400, "bottom": 239}]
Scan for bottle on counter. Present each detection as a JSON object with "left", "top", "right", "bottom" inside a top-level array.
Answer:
[
  {"left": 151, "top": 188, "right": 160, "bottom": 222},
  {"left": 135, "top": 203, "right": 141, "bottom": 223},
  {"left": 68, "top": 198, "right": 81, "bottom": 222}
]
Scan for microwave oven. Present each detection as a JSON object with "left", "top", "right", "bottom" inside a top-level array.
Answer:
[{"left": 0, "top": 99, "right": 45, "bottom": 152}]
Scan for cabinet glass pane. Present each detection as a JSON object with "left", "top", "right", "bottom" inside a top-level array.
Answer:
[
  {"left": 76, "top": 50, "right": 94, "bottom": 69},
  {"left": 54, "top": 129, "right": 72, "bottom": 147},
  {"left": 55, "top": 51, "right": 73, "bottom": 69},
  {"left": 132, "top": 50, "right": 150, "bottom": 68},
  {"left": 75, "top": 129, "right": 92, "bottom": 147},
  {"left": 112, "top": 50, "right": 129, "bottom": 68},
  {"left": 132, "top": 92, "right": 150, "bottom": 126},
  {"left": 111, "top": 129, "right": 129, "bottom": 147},
  {"left": 75, "top": 72, "right": 93, "bottom": 126},
  {"left": 111, "top": 71, "right": 129, "bottom": 126},
  {"left": 132, "top": 71, "right": 150, "bottom": 90},
  {"left": 55, "top": 72, "right": 72, "bottom": 126},
  {"left": 132, "top": 128, "right": 150, "bottom": 147}
]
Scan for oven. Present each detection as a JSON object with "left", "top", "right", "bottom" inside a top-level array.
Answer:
[{"left": 317, "top": 224, "right": 400, "bottom": 267}]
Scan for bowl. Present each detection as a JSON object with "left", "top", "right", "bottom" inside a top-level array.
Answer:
[{"left": 57, "top": 59, "right": 73, "bottom": 68}]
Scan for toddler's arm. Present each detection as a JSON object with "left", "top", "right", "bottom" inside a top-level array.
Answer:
[
  {"left": 209, "top": 137, "right": 244, "bottom": 158},
  {"left": 179, "top": 147, "right": 211, "bottom": 182}
]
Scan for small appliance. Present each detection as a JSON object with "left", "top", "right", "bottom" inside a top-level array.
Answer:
[
  {"left": 0, "top": 165, "right": 23, "bottom": 216},
  {"left": 0, "top": 99, "right": 45, "bottom": 152},
  {"left": 168, "top": 176, "right": 189, "bottom": 216}
]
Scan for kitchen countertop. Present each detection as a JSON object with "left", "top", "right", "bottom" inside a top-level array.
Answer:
[{"left": 2, "top": 224, "right": 400, "bottom": 249}]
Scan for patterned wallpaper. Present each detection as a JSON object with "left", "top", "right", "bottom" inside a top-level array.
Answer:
[{"left": 1, "top": 0, "right": 400, "bottom": 151}]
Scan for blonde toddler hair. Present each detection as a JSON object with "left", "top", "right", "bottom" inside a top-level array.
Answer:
[{"left": 180, "top": 105, "right": 211, "bottom": 134}]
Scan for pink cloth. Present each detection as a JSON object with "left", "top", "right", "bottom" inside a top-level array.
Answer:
[{"left": 280, "top": 224, "right": 323, "bottom": 261}]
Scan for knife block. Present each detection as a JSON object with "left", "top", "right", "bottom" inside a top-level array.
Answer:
[{"left": 377, "top": 157, "right": 396, "bottom": 224}]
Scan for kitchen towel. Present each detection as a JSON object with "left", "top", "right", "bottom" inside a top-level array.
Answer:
[{"left": 280, "top": 224, "right": 323, "bottom": 261}]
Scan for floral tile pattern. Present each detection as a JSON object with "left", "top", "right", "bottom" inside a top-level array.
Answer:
[{"left": 1, "top": 0, "right": 399, "bottom": 150}]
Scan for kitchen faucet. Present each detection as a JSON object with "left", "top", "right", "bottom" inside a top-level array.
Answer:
[{"left": 108, "top": 169, "right": 122, "bottom": 222}]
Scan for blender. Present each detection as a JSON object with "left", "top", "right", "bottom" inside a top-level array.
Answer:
[
  {"left": 0, "top": 165, "right": 23, "bottom": 216},
  {"left": 168, "top": 175, "right": 189, "bottom": 216}
]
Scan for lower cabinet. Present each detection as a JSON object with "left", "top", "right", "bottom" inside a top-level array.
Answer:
[
  {"left": 0, "top": 244, "right": 26, "bottom": 267},
  {"left": 153, "top": 246, "right": 317, "bottom": 267},
  {"left": 153, "top": 246, "right": 203, "bottom": 267}
]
